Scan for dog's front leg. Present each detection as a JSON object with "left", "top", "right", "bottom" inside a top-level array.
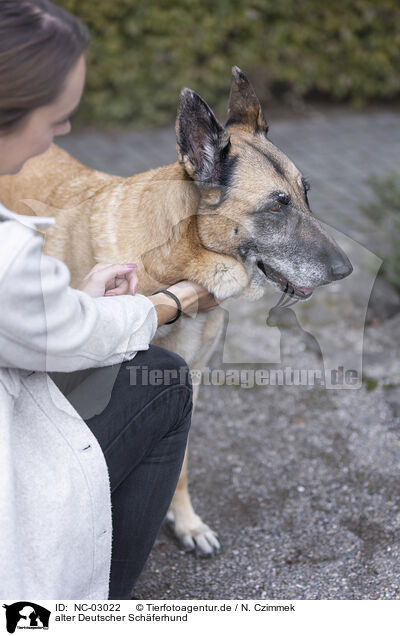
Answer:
[{"left": 165, "top": 384, "right": 220, "bottom": 556}]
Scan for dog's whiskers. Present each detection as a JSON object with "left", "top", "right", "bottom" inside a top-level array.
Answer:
[
  {"left": 279, "top": 292, "right": 295, "bottom": 308},
  {"left": 275, "top": 290, "right": 288, "bottom": 308},
  {"left": 283, "top": 298, "right": 299, "bottom": 309},
  {"left": 273, "top": 284, "right": 300, "bottom": 310}
]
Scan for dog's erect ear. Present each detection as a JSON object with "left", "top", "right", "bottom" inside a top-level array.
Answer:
[
  {"left": 225, "top": 66, "right": 268, "bottom": 133},
  {"left": 176, "top": 88, "right": 231, "bottom": 185}
]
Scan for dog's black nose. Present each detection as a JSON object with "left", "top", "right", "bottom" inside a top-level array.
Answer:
[{"left": 330, "top": 253, "right": 353, "bottom": 280}]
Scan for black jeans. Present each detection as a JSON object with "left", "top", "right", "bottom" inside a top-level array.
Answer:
[{"left": 52, "top": 345, "right": 192, "bottom": 599}]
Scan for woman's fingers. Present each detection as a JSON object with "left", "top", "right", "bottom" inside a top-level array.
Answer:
[
  {"left": 79, "top": 263, "right": 138, "bottom": 298},
  {"left": 127, "top": 269, "right": 138, "bottom": 295},
  {"left": 105, "top": 278, "right": 129, "bottom": 296},
  {"left": 104, "top": 267, "right": 138, "bottom": 296},
  {"left": 101, "top": 264, "right": 136, "bottom": 284}
]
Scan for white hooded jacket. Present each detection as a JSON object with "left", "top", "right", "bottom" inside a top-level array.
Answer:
[{"left": 0, "top": 201, "right": 158, "bottom": 599}]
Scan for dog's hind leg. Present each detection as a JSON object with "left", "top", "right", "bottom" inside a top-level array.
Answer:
[{"left": 165, "top": 383, "right": 220, "bottom": 557}]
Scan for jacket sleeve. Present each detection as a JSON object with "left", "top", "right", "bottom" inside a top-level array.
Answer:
[{"left": 0, "top": 220, "right": 158, "bottom": 372}]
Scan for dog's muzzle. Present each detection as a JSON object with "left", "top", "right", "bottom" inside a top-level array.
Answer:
[{"left": 256, "top": 259, "right": 314, "bottom": 299}]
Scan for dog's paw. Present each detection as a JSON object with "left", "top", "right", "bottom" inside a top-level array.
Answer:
[
  {"left": 165, "top": 510, "right": 220, "bottom": 557},
  {"left": 209, "top": 259, "right": 249, "bottom": 301}
]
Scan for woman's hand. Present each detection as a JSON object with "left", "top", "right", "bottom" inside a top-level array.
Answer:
[
  {"left": 148, "top": 280, "right": 220, "bottom": 327},
  {"left": 167, "top": 281, "right": 220, "bottom": 316},
  {"left": 78, "top": 263, "right": 138, "bottom": 298}
]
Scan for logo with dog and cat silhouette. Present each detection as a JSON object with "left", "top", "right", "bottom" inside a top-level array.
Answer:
[{"left": 2, "top": 603, "right": 50, "bottom": 633}]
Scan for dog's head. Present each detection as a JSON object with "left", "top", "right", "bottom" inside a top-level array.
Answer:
[{"left": 176, "top": 66, "right": 352, "bottom": 300}]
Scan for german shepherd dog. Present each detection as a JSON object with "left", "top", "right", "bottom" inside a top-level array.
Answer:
[{"left": 0, "top": 67, "right": 352, "bottom": 556}]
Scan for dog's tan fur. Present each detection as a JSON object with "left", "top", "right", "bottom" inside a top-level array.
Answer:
[
  {"left": 0, "top": 68, "right": 350, "bottom": 555},
  {"left": 0, "top": 140, "right": 248, "bottom": 552}
]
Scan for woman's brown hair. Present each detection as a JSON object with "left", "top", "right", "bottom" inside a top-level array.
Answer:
[{"left": 0, "top": 0, "right": 89, "bottom": 134}]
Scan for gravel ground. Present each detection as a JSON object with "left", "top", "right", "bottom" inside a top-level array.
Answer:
[
  {"left": 56, "top": 105, "right": 400, "bottom": 599},
  {"left": 136, "top": 376, "right": 400, "bottom": 600}
]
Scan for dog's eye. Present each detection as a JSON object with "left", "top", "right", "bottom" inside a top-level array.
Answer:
[
  {"left": 275, "top": 193, "right": 290, "bottom": 207},
  {"left": 270, "top": 193, "right": 289, "bottom": 212}
]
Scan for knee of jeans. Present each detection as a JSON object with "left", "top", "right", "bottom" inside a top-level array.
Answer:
[{"left": 149, "top": 346, "right": 192, "bottom": 391}]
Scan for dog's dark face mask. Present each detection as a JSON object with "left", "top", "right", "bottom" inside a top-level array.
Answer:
[{"left": 176, "top": 66, "right": 352, "bottom": 300}]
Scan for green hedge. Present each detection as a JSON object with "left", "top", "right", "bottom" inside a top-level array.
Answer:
[
  {"left": 361, "top": 174, "right": 400, "bottom": 294},
  {"left": 60, "top": 0, "right": 400, "bottom": 128}
]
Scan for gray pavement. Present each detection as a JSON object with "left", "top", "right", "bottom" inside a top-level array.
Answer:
[{"left": 56, "top": 106, "right": 400, "bottom": 599}]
